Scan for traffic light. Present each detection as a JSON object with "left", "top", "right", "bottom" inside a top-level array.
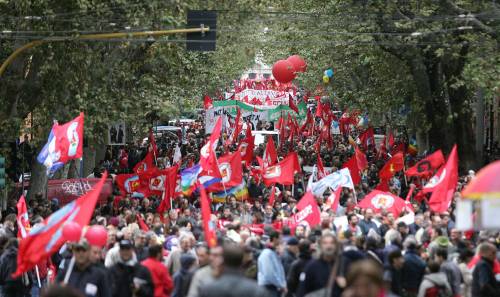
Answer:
[
  {"left": 186, "top": 10, "right": 217, "bottom": 51},
  {"left": 0, "top": 156, "right": 5, "bottom": 189}
]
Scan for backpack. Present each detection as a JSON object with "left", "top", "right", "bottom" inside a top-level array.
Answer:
[{"left": 425, "top": 285, "right": 451, "bottom": 297}]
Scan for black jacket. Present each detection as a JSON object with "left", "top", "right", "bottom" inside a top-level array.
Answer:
[
  {"left": 0, "top": 246, "right": 30, "bottom": 297},
  {"left": 401, "top": 249, "right": 426, "bottom": 292},
  {"left": 199, "top": 269, "right": 271, "bottom": 297},
  {"left": 281, "top": 249, "right": 298, "bottom": 276},
  {"left": 472, "top": 258, "right": 500, "bottom": 297},
  {"left": 287, "top": 255, "right": 311, "bottom": 297},
  {"left": 56, "top": 263, "right": 111, "bottom": 297},
  {"left": 108, "top": 262, "right": 154, "bottom": 297},
  {"left": 297, "top": 258, "right": 335, "bottom": 297}
]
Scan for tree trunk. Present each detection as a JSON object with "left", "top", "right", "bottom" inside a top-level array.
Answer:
[
  {"left": 27, "top": 155, "right": 47, "bottom": 201},
  {"left": 83, "top": 147, "right": 96, "bottom": 177}
]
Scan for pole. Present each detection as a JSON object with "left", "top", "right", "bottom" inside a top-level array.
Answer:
[
  {"left": 63, "top": 257, "right": 75, "bottom": 284},
  {"left": 0, "top": 27, "right": 210, "bottom": 77},
  {"left": 35, "top": 265, "right": 41, "bottom": 288}
]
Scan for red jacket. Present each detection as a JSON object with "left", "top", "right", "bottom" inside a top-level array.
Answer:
[{"left": 141, "top": 257, "right": 174, "bottom": 297}]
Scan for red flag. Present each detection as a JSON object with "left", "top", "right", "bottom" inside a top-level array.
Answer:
[
  {"left": 157, "top": 166, "right": 179, "bottom": 214},
  {"left": 199, "top": 184, "right": 217, "bottom": 248},
  {"left": 379, "top": 152, "right": 404, "bottom": 179},
  {"left": 317, "top": 155, "right": 327, "bottom": 179},
  {"left": 263, "top": 136, "right": 278, "bottom": 167},
  {"left": 116, "top": 174, "right": 144, "bottom": 195},
  {"left": 315, "top": 102, "right": 324, "bottom": 118},
  {"left": 388, "top": 131, "right": 395, "bottom": 148},
  {"left": 262, "top": 152, "right": 299, "bottom": 186},
  {"left": 200, "top": 117, "right": 222, "bottom": 171},
  {"left": 136, "top": 214, "right": 150, "bottom": 231},
  {"left": 226, "top": 108, "right": 242, "bottom": 146},
  {"left": 293, "top": 192, "right": 321, "bottom": 227},
  {"left": 378, "top": 135, "right": 387, "bottom": 159},
  {"left": 358, "top": 190, "right": 407, "bottom": 216},
  {"left": 342, "top": 156, "right": 361, "bottom": 185},
  {"left": 359, "top": 127, "right": 374, "bottom": 150},
  {"left": 16, "top": 196, "right": 30, "bottom": 238},
  {"left": 139, "top": 165, "right": 179, "bottom": 198},
  {"left": 355, "top": 148, "right": 368, "bottom": 171},
  {"left": 207, "top": 152, "right": 243, "bottom": 192},
  {"left": 149, "top": 129, "right": 158, "bottom": 157},
  {"left": 405, "top": 150, "right": 445, "bottom": 177},
  {"left": 391, "top": 142, "right": 406, "bottom": 156},
  {"left": 204, "top": 95, "right": 213, "bottom": 110},
  {"left": 326, "top": 187, "right": 342, "bottom": 212},
  {"left": 52, "top": 112, "right": 84, "bottom": 163},
  {"left": 238, "top": 123, "right": 254, "bottom": 165},
  {"left": 14, "top": 173, "right": 108, "bottom": 277},
  {"left": 269, "top": 184, "right": 277, "bottom": 205},
  {"left": 428, "top": 145, "right": 458, "bottom": 213},
  {"left": 288, "top": 94, "right": 299, "bottom": 114},
  {"left": 133, "top": 151, "right": 155, "bottom": 174}
]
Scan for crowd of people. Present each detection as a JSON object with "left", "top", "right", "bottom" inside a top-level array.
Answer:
[{"left": 0, "top": 117, "right": 499, "bottom": 297}]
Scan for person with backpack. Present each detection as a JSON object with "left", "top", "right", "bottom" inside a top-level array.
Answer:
[{"left": 417, "top": 261, "right": 452, "bottom": 297}]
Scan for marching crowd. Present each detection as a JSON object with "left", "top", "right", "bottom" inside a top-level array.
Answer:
[{"left": 0, "top": 118, "right": 499, "bottom": 297}]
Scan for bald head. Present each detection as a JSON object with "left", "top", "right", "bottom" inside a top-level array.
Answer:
[{"left": 478, "top": 243, "right": 497, "bottom": 262}]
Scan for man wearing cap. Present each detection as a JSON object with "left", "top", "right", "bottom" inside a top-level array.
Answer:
[
  {"left": 55, "top": 239, "right": 111, "bottom": 297},
  {"left": 281, "top": 237, "right": 299, "bottom": 276},
  {"left": 108, "top": 239, "right": 154, "bottom": 297}
]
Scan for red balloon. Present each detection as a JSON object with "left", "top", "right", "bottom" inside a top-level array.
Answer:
[
  {"left": 85, "top": 225, "right": 108, "bottom": 247},
  {"left": 62, "top": 222, "right": 82, "bottom": 242},
  {"left": 287, "top": 55, "right": 307, "bottom": 73},
  {"left": 272, "top": 59, "right": 296, "bottom": 84}
]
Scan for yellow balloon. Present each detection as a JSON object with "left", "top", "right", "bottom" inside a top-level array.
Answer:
[{"left": 323, "top": 75, "right": 329, "bottom": 83}]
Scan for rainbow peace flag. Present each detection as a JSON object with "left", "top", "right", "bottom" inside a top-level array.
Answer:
[{"left": 212, "top": 181, "right": 249, "bottom": 203}]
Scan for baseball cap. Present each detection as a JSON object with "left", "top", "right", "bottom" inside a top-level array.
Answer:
[
  {"left": 287, "top": 237, "right": 299, "bottom": 246},
  {"left": 119, "top": 239, "right": 133, "bottom": 249}
]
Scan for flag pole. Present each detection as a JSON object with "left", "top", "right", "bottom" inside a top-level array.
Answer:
[
  {"left": 63, "top": 256, "right": 75, "bottom": 284},
  {"left": 35, "top": 265, "right": 41, "bottom": 288}
]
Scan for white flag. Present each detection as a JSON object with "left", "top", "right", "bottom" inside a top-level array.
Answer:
[
  {"left": 173, "top": 144, "right": 182, "bottom": 164},
  {"left": 310, "top": 168, "right": 354, "bottom": 197}
]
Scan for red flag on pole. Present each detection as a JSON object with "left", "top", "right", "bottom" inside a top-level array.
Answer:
[
  {"left": 342, "top": 156, "right": 361, "bottom": 185},
  {"left": 405, "top": 150, "right": 445, "bottom": 177},
  {"left": 204, "top": 95, "right": 213, "bottom": 110},
  {"left": 428, "top": 145, "right": 458, "bottom": 213},
  {"left": 136, "top": 214, "right": 150, "bottom": 231},
  {"left": 293, "top": 192, "right": 321, "bottom": 227},
  {"left": 238, "top": 123, "right": 254, "bottom": 166},
  {"left": 317, "top": 155, "right": 327, "bottom": 179},
  {"left": 262, "top": 152, "right": 300, "bottom": 186},
  {"left": 355, "top": 148, "right": 368, "bottom": 171},
  {"left": 263, "top": 136, "right": 278, "bottom": 167},
  {"left": 16, "top": 196, "right": 30, "bottom": 238},
  {"left": 359, "top": 127, "right": 375, "bottom": 150},
  {"left": 379, "top": 152, "right": 404, "bottom": 180},
  {"left": 199, "top": 184, "right": 217, "bottom": 248},
  {"left": 200, "top": 117, "right": 222, "bottom": 171},
  {"left": 269, "top": 184, "right": 277, "bottom": 205},
  {"left": 326, "top": 187, "right": 342, "bottom": 212},
  {"left": 288, "top": 94, "right": 299, "bottom": 114},
  {"left": 14, "top": 173, "right": 108, "bottom": 277}
]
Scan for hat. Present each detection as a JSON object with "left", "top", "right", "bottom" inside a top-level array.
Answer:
[
  {"left": 435, "top": 236, "right": 450, "bottom": 248},
  {"left": 287, "top": 237, "right": 299, "bottom": 246},
  {"left": 73, "top": 238, "right": 90, "bottom": 251},
  {"left": 119, "top": 239, "right": 134, "bottom": 249}
]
